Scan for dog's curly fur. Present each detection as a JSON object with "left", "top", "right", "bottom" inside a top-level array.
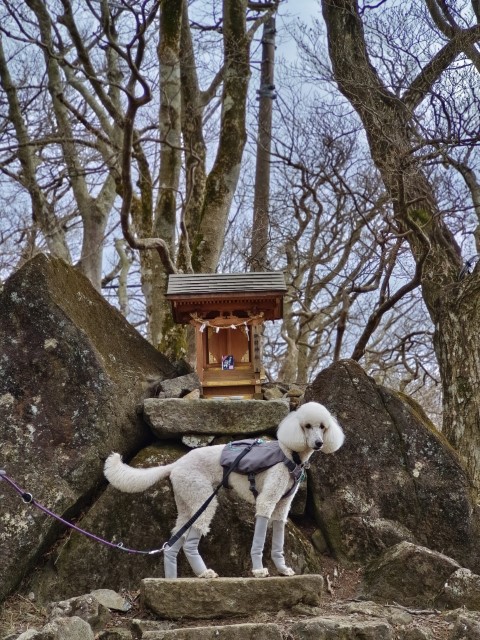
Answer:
[{"left": 104, "top": 401, "right": 344, "bottom": 579}]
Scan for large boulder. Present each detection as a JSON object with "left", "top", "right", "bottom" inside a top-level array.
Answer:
[
  {"left": 358, "top": 541, "right": 461, "bottom": 607},
  {"left": 0, "top": 254, "right": 177, "bottom": 602},
  {"left": 27, "top": 442, "right": 323, "bottom": 602},
  {"left": 304, "top": 359, "right": 480, "bottom": 571}
]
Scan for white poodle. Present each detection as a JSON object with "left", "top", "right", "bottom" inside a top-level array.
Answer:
[{"left": 104, "top": 401, "right": 344, "bottom": 579}]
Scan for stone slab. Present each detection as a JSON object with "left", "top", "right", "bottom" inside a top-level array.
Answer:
[
  {"left": 290, "top": 616, "right": 394, "bottom": 639},
  {"left": 143, "top": 398, "right": 290, "bottom": 439},
  {"left": 141, "top": 575, "right": 323, "bottom": 619},
  {"left": 141, "top": 623, "right": 282, "bottom": 639}
]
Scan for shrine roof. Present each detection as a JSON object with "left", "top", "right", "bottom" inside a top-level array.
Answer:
[{"left": 166, "top": 272, "right": 287, "bottom": 297}]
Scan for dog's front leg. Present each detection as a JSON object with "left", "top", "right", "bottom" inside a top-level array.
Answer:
[
  {"left": 251, "top": 515, "right": 270, "bottom": 578},
  {"left": 271, "top": 519, "right": 295, "bottom": 576}
]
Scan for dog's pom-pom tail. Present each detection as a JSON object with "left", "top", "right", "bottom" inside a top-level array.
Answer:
[
  {"left": 104, "top": 452, "right": 172, "bottom": 493},
  {"left": 104, "top": 452, "right": 129, "bottom": 489},
  {"left": 104, "top": 452, "right": 122, "bottom": 476},
  {"left": 105, "top": 452, "right": 122, "bottom": 469}
]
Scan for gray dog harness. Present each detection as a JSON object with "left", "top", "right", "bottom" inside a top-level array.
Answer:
[{"left": 220, "top": 439, "right": 305, "bottom": 499}]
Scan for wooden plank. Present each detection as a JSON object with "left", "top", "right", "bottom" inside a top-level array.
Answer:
[
  {"left": 202, "top": 370, "right": 258, "bottom": 387},
  {"left": 202, "top": 385, "right": 256, "bottom": 399}
]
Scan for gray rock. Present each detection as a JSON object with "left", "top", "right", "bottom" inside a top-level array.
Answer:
[
  {"left": 183, "top": 389, "right": 200, "bottom": 399},
  {"left": 345, "top": 600, "right": 413, "bottom": 625},
  {"left": 15, "top": 631, "right": 39, "bottom": 640},
  {"left": 359, "top": 541, "right": 460, "bottom": 607},
  {"left": 141, "top": 575, "right": 324, "bottom": 619},
  {"left": 286, "top": 386, "right": 305, "bottom": 398},
  {"left": 97, "top": 629, "right": 132, "bottom": 640},
  {"left": 150, "top": 373, "right": 201, "bottom": 399},
  {"left": 262, "top": 387, "right": 285, "bottom": 400},
  {"left": 130, "top": 619, "right": 176, "bottom": 634},
  {"left": 47, "top": 593, "right": 110, "bottom": 631},
  {"left": 90, "top": 589, "right": 132, "bottom": 612},
  {"left": 290, "top": 615, "right": 394, "bottom": 639},
  {"left": 396, "top": 629, "right": 434, "bottom": 640},
  {"left": 181, "top": 434, "right": 215, "bottom": 448},
  {"left": 141, "top": 624, "right": 282, "bottom": 640},
  {"left": 451, "top": 613, "right": 480, "bottom": 639},
  {"left": 27, "top": 442, "right": 185, "bottom": 601},
  {"left": 0, "top": 254, "right": 176, "bottom": 602},
  {"left": 311, "top": 528, "right": 328, "bottom": 554},
  {"left": 439, "top": 568, "right": 480, "bottom": 610},
  {"left": 34, "top": 616, "right": 94, "bottom": 639},
  {"left": 143, "top": 398, "right": 289, "bottom": 439},
  {"left": 305, "top": 359, "right": 480, "bottom": 571}
]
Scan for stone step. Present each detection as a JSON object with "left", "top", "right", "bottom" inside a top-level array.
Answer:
[
  {"left": 141, "top": 575, "right": 324, "bottom": 620},
  {"left": 143, "top": 398, "right": 289, "bottom": 439},
  {"left": 290, "top": 616, "right": 394, "bottom": 639},
  {"left": 125, "top": 615, "right": 397, "bottom": 640},
  {"left": 140, "top": 623, "right": 282, "bottom": 640}
]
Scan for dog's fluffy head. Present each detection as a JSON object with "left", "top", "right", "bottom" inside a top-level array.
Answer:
[{"left": 277, "top": 401, "right": 345, "bottom": 454}]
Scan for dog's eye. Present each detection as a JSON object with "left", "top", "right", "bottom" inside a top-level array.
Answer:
[{"left": 304, "top": 423, "right": 312, "bottom": 429}]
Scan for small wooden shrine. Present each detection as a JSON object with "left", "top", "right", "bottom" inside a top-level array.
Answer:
[{"left": 167, "top": 272, "right": 287, "bottom": 398}]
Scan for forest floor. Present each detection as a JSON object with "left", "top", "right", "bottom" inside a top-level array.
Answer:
[{"left": 0, "top": 558, "right": 457, "bottom": 639}]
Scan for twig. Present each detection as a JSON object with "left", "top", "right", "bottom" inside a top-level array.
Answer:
[{"left": 326, "top": 574, "right": 335, "bottom": 595}]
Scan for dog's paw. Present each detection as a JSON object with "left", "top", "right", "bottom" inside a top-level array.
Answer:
[
  {"left": 198, "top": 569, "right": 219, "bottom": 579},
  {"left": 278, "top": 567, "right": 295, "bottom": 576},
  {"left": 252, "top": 568, "right": 270, "bottom": 578}
]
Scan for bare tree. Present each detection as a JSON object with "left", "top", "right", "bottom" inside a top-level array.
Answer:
[
  {"left": 320, "top": 0, "right": 480, "bottom": 489},
  {"left": 222, "top": 73, "right": 440, "bottom": 408},
  {"left": 0, "top": 0, "right": 279, "bottom": 357},
  {"left": 267, "top": 107, "right": 426, "bottom": 386}
]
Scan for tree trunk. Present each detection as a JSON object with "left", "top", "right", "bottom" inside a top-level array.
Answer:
[
  {"left": 191, "top": 0, "right": 251, "bottom": 273},
  {"left": 322, "top": 0, "right": 480, "bottom": 490},
  {"left": 147, "top": 0, "right": 183, "bottom": 353},
  {"left": 177, "top": 0, "right": 207, "bottom": 274},
  {"left": 434, "top": 276, "right": 480, "bottom": 488},
  {"left": 251, "top": 16, "right": 276, "bottom": 272}
]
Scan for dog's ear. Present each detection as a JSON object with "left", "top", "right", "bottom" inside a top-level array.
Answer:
[
  {"left": 276, "top": 412, "right": 306, "bottom": 451},
  {"left": 321, "top": 414, "right": 345, "bottom": 454}
]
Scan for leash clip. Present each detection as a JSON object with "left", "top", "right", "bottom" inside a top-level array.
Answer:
[
  {"left": 22, "top": 492, "right": 33, "bottom": 504},
  {"left": 148, "top": 545, "right": 166, "bottom": 555}
]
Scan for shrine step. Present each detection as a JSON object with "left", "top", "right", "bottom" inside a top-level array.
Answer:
[{"left": 141, "top": 575, "right": 324, "bottom": 620}]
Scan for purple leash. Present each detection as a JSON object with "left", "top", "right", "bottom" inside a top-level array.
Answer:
[
  {"left": 0, "top": 443, "right": 258, "bottom": 555},
  {"left": 0, "top": 470, "right": 165, "bottom": 555}
]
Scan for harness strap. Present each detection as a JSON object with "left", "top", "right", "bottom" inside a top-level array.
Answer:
[
  {"left": 282, "top": 459, "right": 305, "bottom": 499},
  {"left": 284, "top": 458, "right": 297, "bottom": 473},
  {"left": 248, "top": 473, "right": 259, "bottom": 498}
]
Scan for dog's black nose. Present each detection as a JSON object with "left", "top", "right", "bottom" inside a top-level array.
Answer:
[{"left": 314, "top": 441, "right": 323, "bottom": 450}]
